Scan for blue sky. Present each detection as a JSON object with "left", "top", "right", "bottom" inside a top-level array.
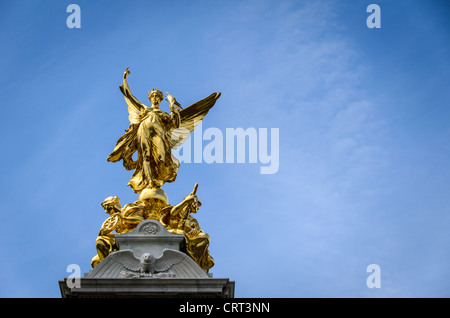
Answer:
[{"left": 0, "top": 0, "right": 449, "bottom": 297}]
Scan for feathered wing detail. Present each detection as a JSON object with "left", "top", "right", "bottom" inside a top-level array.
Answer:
[
  {"left": 179, "top": 92, "right": 221, "bottom": 132},
  {"left": 153, "top": 250, "right": 186, "bottom": 272},
  {"left": 153, "top": 250, "right": 210, "bottom": 278},
  {"left": 87, "top": 250, "right": 141, "bottom": 278},
  {"left": 109, "top": 250, "right": 141, "bottom": 272},
  {"left": 167, "top": 92, "right": 221, "bottom": 149},
  {"left": 87, "top": 249, "right": 210, "bottom": 278}
]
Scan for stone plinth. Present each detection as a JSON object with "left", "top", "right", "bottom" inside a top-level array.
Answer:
[
  {"left": 114, "top": 218, "right": 185, "bottom": 259},
  {"left": 59, "top": 278, "right": 235, "bottom": 298},
  {"left": 59, "top": 219, "right": 234, "bottom": 298}
]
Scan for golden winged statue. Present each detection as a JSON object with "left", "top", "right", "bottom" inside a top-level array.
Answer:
[
  {"left": 91, "top": 68, "right": 219, "bottom": 271},
  {"left": 107, "top": 68, "right": 221, "bottom": 195}
]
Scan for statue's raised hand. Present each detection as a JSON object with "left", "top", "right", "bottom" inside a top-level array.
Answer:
[
  {"left": 165, "top": 92, "right": 176, "bottom": 105},
  {"left": 123, "top": 67, "right": 130, "bottom": 80}
]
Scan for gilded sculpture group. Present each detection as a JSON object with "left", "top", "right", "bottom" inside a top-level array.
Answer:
[{"left": 90, "top": 68, "right": 220, "bottom": 272}]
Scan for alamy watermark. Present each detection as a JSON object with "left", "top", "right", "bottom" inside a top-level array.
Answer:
[
  {"left": 66, "top": 4, "right": 381, "bottom": 30},
  {"left": 172, "top": 122, "right": 279, "bottom": 174},
  {"left": 366, "top": 264, "right": 381, "bottom": 288},
  {"left": 66, "top": 4, "right": 81, "bottom": 28},
  {"left": 66, "top": 264, "right": 81, "bottom": 288},
  {"left": 366, "top": 4, "right": 381, "bottom": 29}
]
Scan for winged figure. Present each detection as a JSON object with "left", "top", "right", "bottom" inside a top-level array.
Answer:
[{"left": 107, "top": 68, "right": 221, "bottom": 193}]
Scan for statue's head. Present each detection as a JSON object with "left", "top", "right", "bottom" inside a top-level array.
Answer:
[
  {"left": 148, "top": 89, "right": 164, "bottom": 106},
  {"left": 101, "top": 196, "right": 122, "bottom": 215},
  {"left": 192, "top": 198, "right": 201, "bottom": 212},
  {"left": 185, "top": 195, "right": 202, "bottom": 214}
]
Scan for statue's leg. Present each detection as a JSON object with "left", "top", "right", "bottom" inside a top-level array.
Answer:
[
  {"left": 186, "top": 234, "right": 215, "bottom": 271},
  {"left": 151, "top": 135, "right": 166, "bottom": 163},
  {"left": 90, "top": 254, "right": 100, "bottom": 268},
  {"left": 95, "top": 236, "right": 115, "bottom": 261}
]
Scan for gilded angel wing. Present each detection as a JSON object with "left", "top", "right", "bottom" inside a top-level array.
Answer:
[
  {"left": 168, "top": 92, "right": 221, "bottom": 149},
  {"left": 180, "top": 92, "right": 221, "bottom": 132}
]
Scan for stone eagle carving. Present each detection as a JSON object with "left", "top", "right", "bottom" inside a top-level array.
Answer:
[
  {"left": 116, "top": 250, "right": 184, "bottom": 276},
  {"left": 87, "top": 249, "right": 209, "bottom": 278}
]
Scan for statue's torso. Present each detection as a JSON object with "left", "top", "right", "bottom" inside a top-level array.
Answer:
[{"left": 139, "top": 108, "right": 168, "bottom": 138}]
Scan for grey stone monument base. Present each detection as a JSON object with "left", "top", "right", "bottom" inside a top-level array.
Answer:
[
  {"left": 60, "top": 219, "right": 234, "bottom": 298},
  {"left": 59, "top": 278, "right": 235, "bottom": 298}
]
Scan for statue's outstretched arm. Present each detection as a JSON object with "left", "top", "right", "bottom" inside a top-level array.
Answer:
[
  {"left": 165, "top": 92, "right": 181, "bottom": 128},
  {"left": 170, "top": 183, "right": 199, "bottom": 216},
  {"left": 119, "top": 68, "right": 146, "bottom": 122},
  {"left": 170, "top": 198, "right": 191, "bottom": 216},
  {"left": 121, "top": 68, "right": 134, "bottom": 96}
]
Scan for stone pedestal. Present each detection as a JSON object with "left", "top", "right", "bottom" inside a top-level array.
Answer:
[
  {"left": 59, "top": 219, "right": 234, "bottom": 298},
  {"left": 59, "top": 277, "right": 234, "bottom": 298}
]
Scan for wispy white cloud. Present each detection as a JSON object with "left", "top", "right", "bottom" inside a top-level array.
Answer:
[
  {"left": 1, "top": 0, "right": 448, "bottom": 298},
  {"left": 188, "top": 0, "right": 395, "bottom": 297}
]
